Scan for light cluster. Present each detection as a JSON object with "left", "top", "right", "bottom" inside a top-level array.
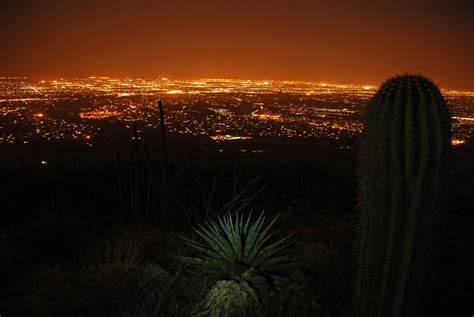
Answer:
[{"left": 0, "top": 77, "right": 472, "bottom": 146}]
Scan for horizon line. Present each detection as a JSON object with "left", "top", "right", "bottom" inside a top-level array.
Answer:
[{"left": 1, "top": 75, "right": 473, "bottom": 94}]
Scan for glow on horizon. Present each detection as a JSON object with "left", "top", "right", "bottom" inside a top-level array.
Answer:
[{"left": 2, "top": 76, "right": 474, "bottom": 94}]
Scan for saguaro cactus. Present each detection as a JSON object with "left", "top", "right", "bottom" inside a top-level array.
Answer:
[{"left": 355, "top": 75, "right": 451, "bottom": 316}]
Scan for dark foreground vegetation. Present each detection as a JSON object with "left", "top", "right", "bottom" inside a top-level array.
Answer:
[{"left": 0, "top": 76, "right": 473, "bottom": 317}]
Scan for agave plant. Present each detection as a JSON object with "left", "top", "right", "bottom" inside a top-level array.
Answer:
[{"left": 179, "top": 211, "right": 296, "bottom": 277}]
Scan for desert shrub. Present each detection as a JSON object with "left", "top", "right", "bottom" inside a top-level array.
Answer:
[{"left": 82, "top": 264, "right": 210, "bottom": 317}]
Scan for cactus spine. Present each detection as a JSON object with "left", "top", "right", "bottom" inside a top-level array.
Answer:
[{"left": 355, "top": 75, "right": 451, "bottom": 316}]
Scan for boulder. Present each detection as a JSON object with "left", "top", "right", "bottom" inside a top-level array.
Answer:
[{"left": 195, "top": 267, "right": 310, "bottom": 316}]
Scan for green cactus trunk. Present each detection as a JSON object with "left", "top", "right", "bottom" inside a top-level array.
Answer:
[{"left": 355, "top": 75, "right": 451, "bottom": 317}]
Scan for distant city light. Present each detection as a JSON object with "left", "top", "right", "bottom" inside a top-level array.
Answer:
[
  {"left": 211, "top": 135, "right": 252, "bottom": 141},
  {"left": 452, "top": 139, "right": 466, "bottom": 146},
  {"left": 166, "top": 90, "right": 184, "bottom": 94},
  {"left": 0, "top": 77, "right": 472, "bottom": 146}
]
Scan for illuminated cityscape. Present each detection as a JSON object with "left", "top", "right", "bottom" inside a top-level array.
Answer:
[
  {"left": 0, "top": 77, "right": 473, "bottom": 147},
  {"left": 1, "top": 0, "right": 473, "bottom": 315}
]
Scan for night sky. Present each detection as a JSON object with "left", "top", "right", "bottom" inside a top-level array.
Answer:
[{"left": 1, "top": 0, "right": 472, "bottom": 90}]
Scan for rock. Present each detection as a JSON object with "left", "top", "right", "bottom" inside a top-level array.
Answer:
[
  {"left": 195, "top": 267, "right": 312, "bottom": 316},
  {"left": 248, "top": 275, "right": 270, "bottom": 304},
  {"left": 196, "top": 279, "right": 265, "bottom": 317}
]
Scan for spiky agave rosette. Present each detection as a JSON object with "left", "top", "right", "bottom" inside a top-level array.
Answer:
[{"left": 179, "top": 211, "right": 296, "bottom": 278}]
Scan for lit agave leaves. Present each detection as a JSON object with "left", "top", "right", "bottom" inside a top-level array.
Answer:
[{"left": 179, "top": 211, "right": 296, "bottom": 277}]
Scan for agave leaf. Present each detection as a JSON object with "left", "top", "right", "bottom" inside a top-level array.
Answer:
[
  {"left": 251, "top": 231, "right": 292, "bottom": 260},
  {"left": 247, "top": 214, "right": 279, "bottom": 262},
  {"left": 209, "top": 221, "right": 236, "bottom": 258},
  {"left": 218, "top": 214, "right": 230, "bottom": 234},
  {"left": 258, "top": 254, "right": 294, "bottom": 269},
  {"left": 246, "top": 231, "right": 278, "bottom": 263},
  {"left": 178, "top": 234, "right": 208, "bottom": 249},
  {"left": 209, "top": 220, "right": 232, "bottom": 246},
  {"left": 200, "top": 256, "right": 232, "bottom": 268},
  {"left": 243, "top": 212, "right": 266, "bottom": 260},
  {"left": 252, "top": 236, "right": 297, "bottom": 267},
  {"left": 236, "top": 212, "right": 245, "bottom": 260},
  {"left": 258, "top": 234, "right": 296, "bottom": 257},
  {"left": 222, "top": 214, "right": 234, "bottom": 246},
  {"left": 238, "top": 212, "right": 244, "bottom": 234},
  {"left": 181, "top": 237, "right": 227, "bottom": 261},
  {"left": 219, "top": 214, "right": 238, "bottom": 258},
  {"left": 243, "top": 210, "right": 253, "bottom": 233},
  {"left": 184, "top": 242, "right": 219, "bottom": 259},
  {"left": 195, "top": 223, "right": 232, "bottom": 259},
  {"left": 227, "top": 213, "right": 242, "bottom": 261},
  {"left": 230, "top": 213, "right": 243, "bottom": 261}
]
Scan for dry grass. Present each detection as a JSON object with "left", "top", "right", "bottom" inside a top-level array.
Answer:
[
  {"left": 81, "top": 264, "right": 210, "bottom": 317},
  {"left": 1, "top": 207, "right": 355, "bottom": 316},
  {"left": 81, "top": 225, "right": 188, "bottom": 272},
  {"left": 77, "top": 225, "right": 210, "bottom": 316}
]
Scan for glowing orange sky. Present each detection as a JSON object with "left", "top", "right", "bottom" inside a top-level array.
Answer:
[{"left": 0, "top": 0, "right": 473, "bottom": 90}]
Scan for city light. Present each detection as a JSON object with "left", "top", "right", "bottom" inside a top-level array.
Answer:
[
  {"left": 452, "top": 139, "right": 466, "bottom": 146},
  {"left": 0, "top": 77, "right": 472, "bottom": 146}
]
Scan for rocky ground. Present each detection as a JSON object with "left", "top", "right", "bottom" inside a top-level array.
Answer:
[{"left": 0, "top": 211, "right": 354, "bottom": 316}]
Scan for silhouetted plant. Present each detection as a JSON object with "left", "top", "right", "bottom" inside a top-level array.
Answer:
[
  {"left": 154, "top": 100, "right": 183, "bottom": 230},
  {"left": 187, "top": 167, "right": 265, "bottom": 222},
  {"left": 116, "top": 100, "right": 183, "bottom": 228},
  {"left": 115, "top": 122, "right": 152, "bottom": 223},
  {"left": 355, "top": 75, "right": 451, "bottom": 316}
]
